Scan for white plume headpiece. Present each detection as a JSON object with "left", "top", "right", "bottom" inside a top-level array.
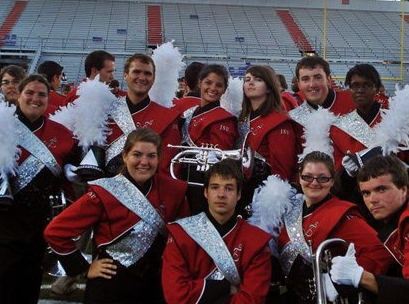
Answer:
[
  {"left": 149, "top": 40, "right": 185, "bottom": 108},
  {"left": 371, "top": 84, "right": 409, "bottom": 155},
  {"left": 0, "top": 103, "right": 21, "bottom": 176},
  {"left": 248, "top": 175, "right": 298, "bottom": 256},
  {"left": 51, "top": 77, "right": 116, "bottom": 151},
  {"left": 220, "top": 76, "right": 243, "bottom": 117},
  {"left": 299, "top": 106, "right": 338, "bottom": 161}
]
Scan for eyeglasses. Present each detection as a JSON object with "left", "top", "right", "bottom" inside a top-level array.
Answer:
[
  {"left": 1, "top": 79, "right": 20, "bottom": 86},
  {"left": 300, "top": 175, "right": 332, "bottom": 183},
  {"left": 348, "top": 83, "right": 376, "bottom": 92}
]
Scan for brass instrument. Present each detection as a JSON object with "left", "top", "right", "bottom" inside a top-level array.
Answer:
[
  {"left": 168, "top": 144, "right": 254, "bottom": 186},
  {"left": 310, "top": 238, "right": 364, "bottom": 304}
]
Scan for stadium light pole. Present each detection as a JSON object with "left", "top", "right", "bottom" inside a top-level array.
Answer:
[
  {"left": 322, "top": 0, "right": 328, "bottom": 59},
  {"left": 399, "top": 0, "right": 405, "bottom": 80}
]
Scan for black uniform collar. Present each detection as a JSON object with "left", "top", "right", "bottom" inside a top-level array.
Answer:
[
  {"left": 250, "top": 108, "right": 262, "bottom": 120},
  {"left": 377, "top": 201, "right": 408, "bottom": 242},
  {"left": 193, "top": 100, "right": 220, "bottom": 116},
  {"left": 186, "top": 92, "right": 200, "bottom": 98},
  {"left": 307, "top": 88, "right": 335, "bottom": 110},
  {"left": 205, "top": 209, "right": 237, "bottom": 236},
  {"left": 357, "top": 101, "right": 381, "bottom": 125},
  {"left": 123, "top": 170, "right": 152, "bottom": 196},
  {"left": 126, "top": 96, "right": 150, "bottom": 114},
  {"left": 303, "top": 193, "right": 333, "bottom": 216},
  {"left": 15, "top": 106, "right": 44, "bottom": 131}
]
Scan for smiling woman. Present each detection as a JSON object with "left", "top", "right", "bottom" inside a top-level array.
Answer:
[{"left": 17, "top": 74, "right": 50, "bottom": 122}]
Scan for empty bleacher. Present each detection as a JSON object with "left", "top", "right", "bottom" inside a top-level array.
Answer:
[{"left": 0, "top": 0, "right": 407, "bottom": 91}]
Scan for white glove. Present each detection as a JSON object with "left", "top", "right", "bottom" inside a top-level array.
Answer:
[
  {"left": 323, "top": 272, "right": 338, "bottom": 302},
  {"left": 64, "top": 164, "right": 81, "bottom": 183},
  {"left": 330, "top": 243, "right": 364, "bottom": 288},
  {"left": 341, "top": 151, "right": 359, "bottom": 177}
]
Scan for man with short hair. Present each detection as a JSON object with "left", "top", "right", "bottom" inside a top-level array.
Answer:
[
  {"left": 37, "top": 60, "right": 66, "bottom": 115},
  {"left": 0, "top": 65, "right": 26, "bottom": 105},
  {"left": 65, "top": 50, "right": 115, "bottom": 104},
  {"left": 162, "top": 159, "right": 272, "bottom": 304},
  {"left": 330, "top": 155, "right": 409, "bottom": 304},
  {"left": 289, "top": 56, "right": 355, "bottom": 126}
]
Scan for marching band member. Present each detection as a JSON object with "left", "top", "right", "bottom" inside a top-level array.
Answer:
[
  {"left": 162, "top": 159, "right": 271, "bottom": 304},
  {"left": 331, "top": 155, "right": 409, "bottom": 304},
  {"left": 250, "top": 151, "right": 391, "bottom": 304},
  {"left": 0, "top": 74, "right": 79, "bottom": 304},
  {"left": 44, "top": 128, "right": 189, "bottom": 304},
  {"left": 179, "top": 64, "right": 239, "bottom": 214},
  {"left": 238, "top": 65, "right": 301, "bottom": 217},
  {"left": 288, "top": 56, "right": 355, "bottom": 127}
]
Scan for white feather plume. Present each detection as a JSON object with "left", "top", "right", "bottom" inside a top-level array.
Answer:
[
  {"left": 248, "top": 175, "right": 297, "bottom": 256},
  {"left": 49, "top": 102, "right": 77, "bottom": 132},
  {"left": 52, "top": 78, "right": 116, "bottom": 151},
  {"left": 371, "top": 84, "right": 409, "bottom": 154},
  {"left": 299, "top": 106, "right": 338, "bottom": 161},
  {"left": 0, "top": 103, "right": 21, "bottom": 176},
  {"left": 149, "top": 40, "right": 185, "bottom": 108},
  {"left": 220, "top": 76, "right": 243, "bottom": 117},
  {"left": 73, "top": 79, "right": 116, "bottom": 150}
]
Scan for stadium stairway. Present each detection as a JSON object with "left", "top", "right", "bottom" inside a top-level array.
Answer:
[
  {"left": 0, "top": 1, "right": 27, "bottom": 40},
  {"left": 147, "top": 5, "right": 163, "bottom": 47}
]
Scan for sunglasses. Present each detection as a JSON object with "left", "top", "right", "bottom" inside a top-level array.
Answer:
[{"left": 300, "top": 175, "right": 332, "bottom": 183}]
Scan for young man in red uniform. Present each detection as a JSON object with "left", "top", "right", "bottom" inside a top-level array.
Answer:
[
  {"left": 37, "top": 60, "right": 67, "bottom": 115},
  {"left": 162, "top": 159, "right": 272, "bottom": 304},
  {"left": 103, "top": 53, "right": 181, "bottom": 177},
  {"left": 331, "top": 155, "right": 409, "bottom": 304},
  {"left": 289, "top": 56, "right": 355, "bottom": 127},
  {"left": 64, "top": 50, "right": 116, "bottom": 104}
]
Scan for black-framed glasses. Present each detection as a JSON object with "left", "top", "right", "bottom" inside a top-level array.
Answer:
[
  {"left": 348, "top": 83, "right": 376, "bottom": 92},
  {"left": 300, "top": 175, "right": 332, "bottom": 183},
  {"left": 1, "top": 79, "right": 20, "bottom": 86}
]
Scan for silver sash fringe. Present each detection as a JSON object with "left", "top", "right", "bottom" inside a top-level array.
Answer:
[
  {"left": 13, "top": 120, "right": 61, "bottom": 193},
  {"left": 176, "top": 212, "right": 241, "bottom": 285},
  {"left": 106, "top": 97, "right": 136, "bottom": 163},
  {"left": 288, "top": 102, "right": 313, "bottom": 126},
  {"left": 181, "top": 106, "right": 198, "bottom": 146},
  {"left": 333, "top": 110, "right": 376, "bottom": 148},
  {"left": 90, "top": 175, "right": 166, "bottom": 267},
  {"left": 279, "top": 195, "right": 311, "bottom": 276}
]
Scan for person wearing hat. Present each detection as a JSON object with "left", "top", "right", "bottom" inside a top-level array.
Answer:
[
  {"left": 108, "top": 79, "right": 127, "bottom": 98},
  {"left": 37, "top": 60, "right": 66, "bottom": 115}
]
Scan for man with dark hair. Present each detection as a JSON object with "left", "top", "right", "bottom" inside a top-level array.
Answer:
[
  {"left": 37, "top": 60, "right": 66, "bottom": 115},
  {"left": 108, "top": 79, "right": 127, "bottom": 97},
  {"left": 0, "top": 65, "right": 26, "bottom": 105},
  {"left": 172, "top": 61, "right": 205, "bottom": 114},
  {"left": 162, "top": 158, "right": 272, "bottom": 304},
  {"left": 65, "top": 50, "right": 115, "bottom": 104},
  {"left": 289, "top": 56, "right": 355, "bottom": 126},
  {"left": 330, "top": 155, "right": 409, "bottom": 304}
]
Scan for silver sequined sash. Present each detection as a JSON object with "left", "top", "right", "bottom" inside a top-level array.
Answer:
[
  {"left": 288, "top": 102, "right": 312, "bottom": 126},
  {"left": 181, "top": 106, "right": 198, "bottom": 146},
  {"left": 106, "top": 98, "right": 136, "bottom": 163},
  {"left": 176, "top": 212, "right": 241, "bottom": 285},
  {"left": 279, "top": 195, "right": 311, "bottom": 276},
  {"left": 13, "top": 120, "right": 62, "bottom": 193},
  {"left": 90, "top": 175, "right": 166, "bottom": 267},
  {"left": 333, "top": 110, "right": 376, "bottom": 148}
]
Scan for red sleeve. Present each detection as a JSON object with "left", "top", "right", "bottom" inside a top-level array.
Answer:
[
  {"left": 332, "top": 212, "right": 392, "bottom": 275},
  {"left": 44, "top": 190, "right": 104, "bottom": 254},
  {"left": 229, "top": 245, "right": 271, "bottom": 304},
  {"left": 197, "top": 117, "right": 238, "bottom": 150},
  {"left": 162, "top": 233, "right": 206, "bottom": 304},
  {"left": 267, "top": 120, "right": 298, "bottom": 182}
]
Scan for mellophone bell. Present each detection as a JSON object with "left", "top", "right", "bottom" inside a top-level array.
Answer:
[{"left": 168, "top": 143, "right": 270, "bottom": 217}]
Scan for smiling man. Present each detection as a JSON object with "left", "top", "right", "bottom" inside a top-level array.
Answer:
[
  {"left": 288, "top": 56, "right": 355, "bottom": 127},
  {"left": 162, "top": 159, "right": 272, "bottom": 304}
]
